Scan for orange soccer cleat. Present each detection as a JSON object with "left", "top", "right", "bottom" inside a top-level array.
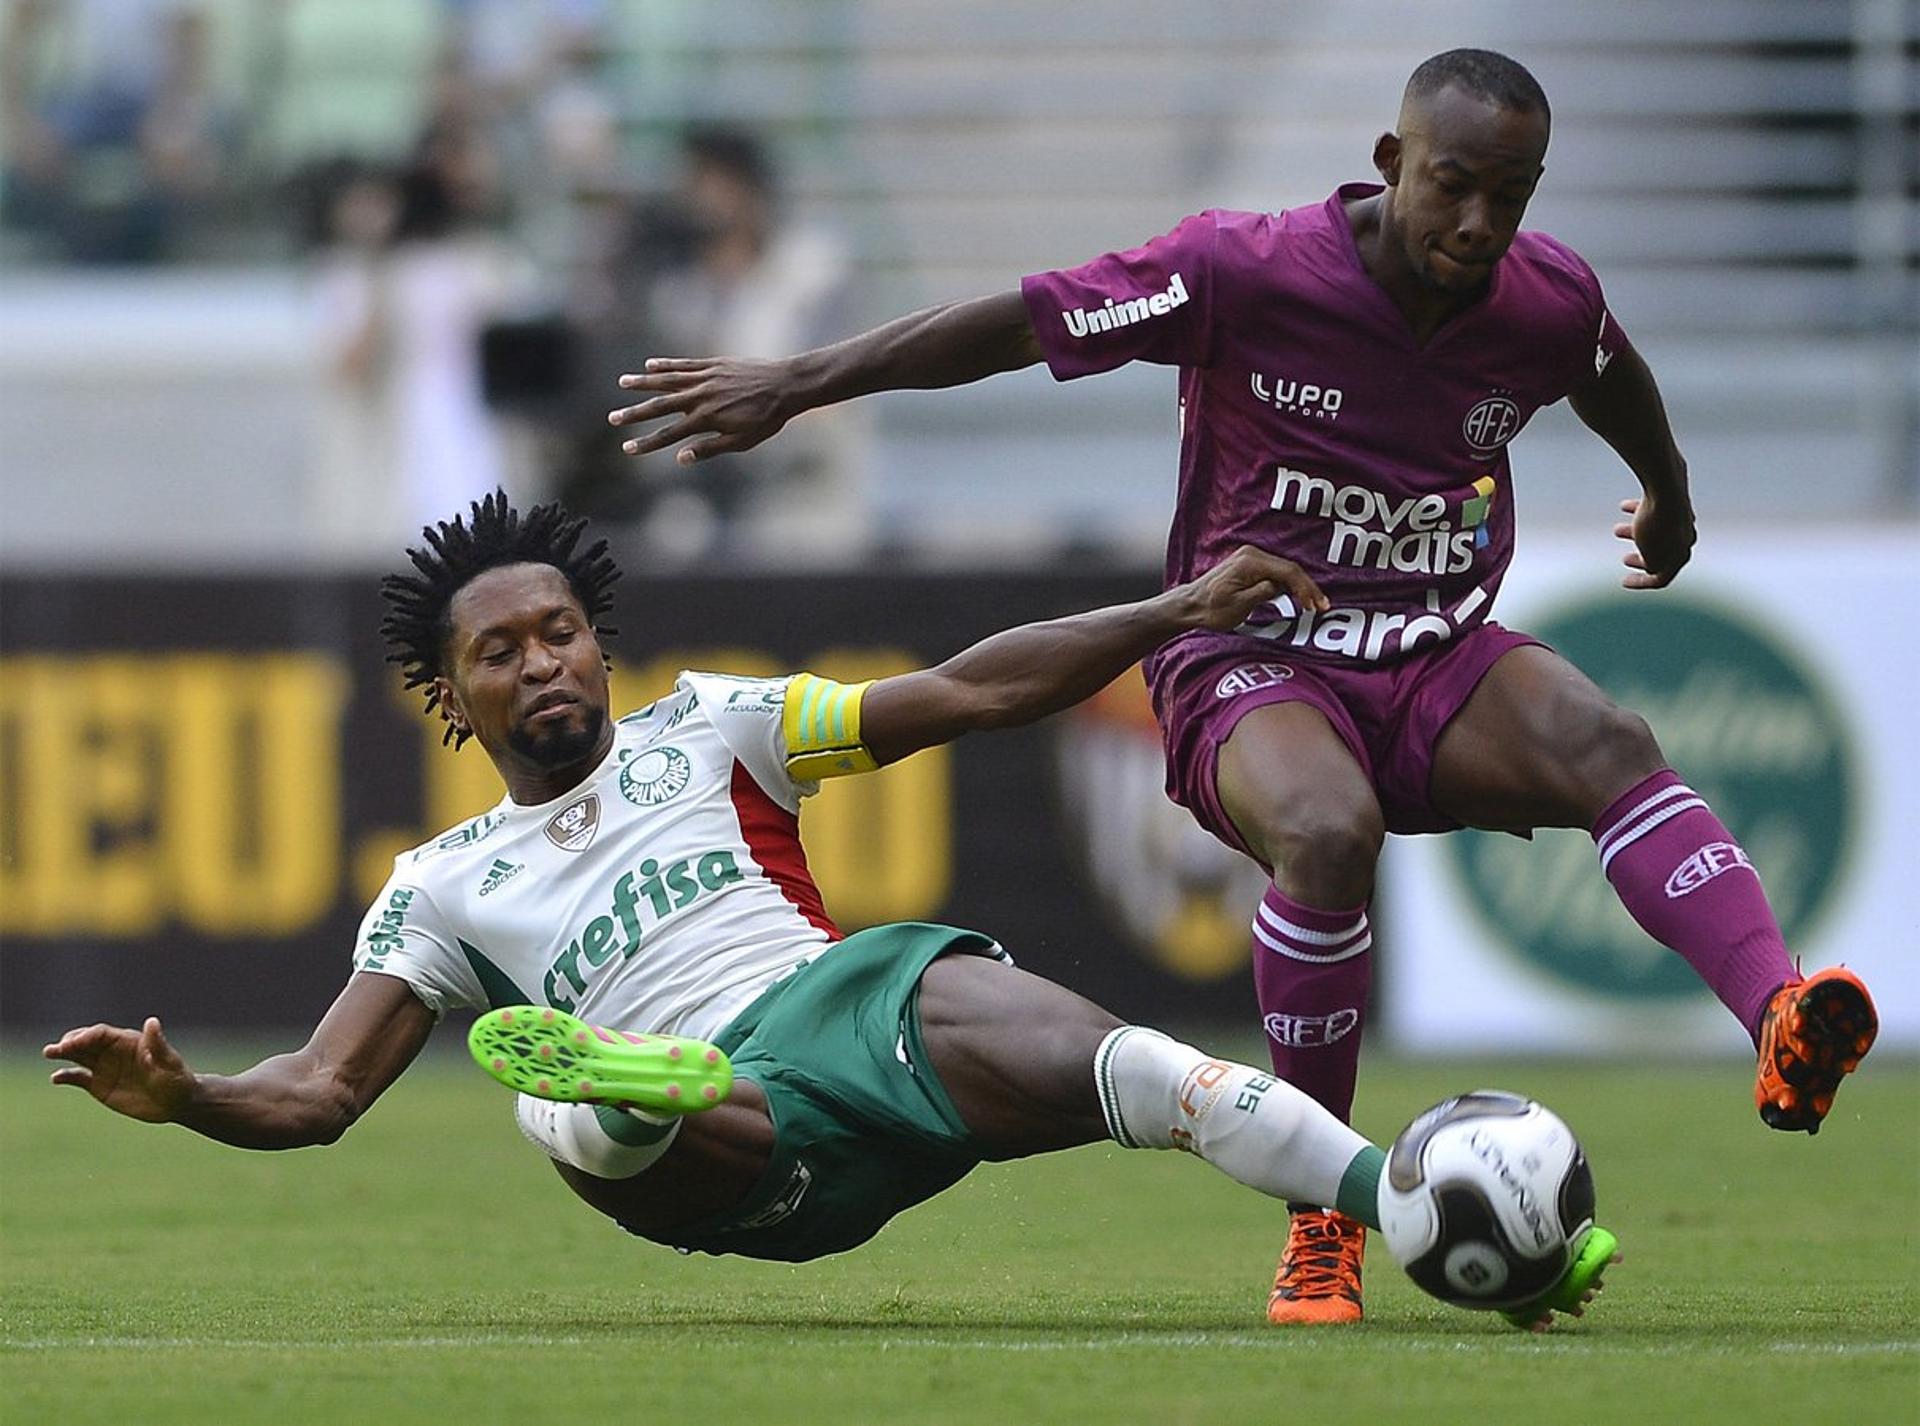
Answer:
[
  {"left": 1266, "top": 1208, "right": 1366, "bottom": 1324},
  {"left": 1754, "top": 966, "right": 1878, "bottom": 1134}
]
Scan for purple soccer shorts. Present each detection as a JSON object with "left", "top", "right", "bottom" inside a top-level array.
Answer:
[{"left": 1144, "top": 623, "right": 1544, "bottom": 860}]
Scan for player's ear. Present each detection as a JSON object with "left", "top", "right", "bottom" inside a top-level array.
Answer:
[
  {"left": 434, "top": 675, "right": 471, "bottom": 737},
  {"left": 1374, "top": 132, "right": 1403, "bottom": 186}
]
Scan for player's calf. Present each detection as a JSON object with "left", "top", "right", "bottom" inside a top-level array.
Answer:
[
  {"left": 1590, "top": 769, "right": 1799, "bottom": 1038},
  {"left": 1094, "top": 1027, "right": 1384, "bottom": 1322},
  {"left": 472, "top": 1006, "right": 733, "bottom": 1180},
  {"left": 514, "top": 1092, "right": 682, "bottom": 1179},
  {"left": 1094, "top": 1027, "right": 1384, "bottom": 1226}
]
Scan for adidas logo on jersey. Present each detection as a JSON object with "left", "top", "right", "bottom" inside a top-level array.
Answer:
[
  {"left": 1061, "top": 272, "right": 1189, "bottom": 339},
  {"left": 477, "top": 858, "right": 524, "bottom": 897}
]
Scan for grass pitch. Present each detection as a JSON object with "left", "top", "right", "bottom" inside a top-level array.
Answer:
[{"left": 4, "top": 1046, "right": 1914, "bottom": 1425}]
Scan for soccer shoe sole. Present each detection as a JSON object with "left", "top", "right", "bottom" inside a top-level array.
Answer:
[
  {"left": 468, "top": 1005, "right": 732, "bottom": 1114},
  {"left": 1501, "top": 1225, "right": 1620, "bottom": 1331},
  {"left": 1756, "top": 969, "right": 1878, "bottom": 1135},
  {"left": 1265, "top": 1295, "right": 1363, "bottom": 1326}
]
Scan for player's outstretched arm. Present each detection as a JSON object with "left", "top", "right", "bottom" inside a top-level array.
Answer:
[
  {"left": 859, "top": 546, "right": 1328, "bottom": 766},
  {"left": 1568, "top": 343, "right": 1696, "bottom": 589},
  {"left": 43, "top": 971, "right": 434, "bottom": 1150},
  {"left": 608, "top": 290, "right": 1042, "bottom": 466}
]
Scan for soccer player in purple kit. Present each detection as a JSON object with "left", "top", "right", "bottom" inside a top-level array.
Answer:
[{"left": 608, "top": 50, "right": 1879, "bottom": 1323}]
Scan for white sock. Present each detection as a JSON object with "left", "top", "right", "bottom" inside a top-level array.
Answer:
[
  {"left": 1093, "top": 1025, "right": 1370, "bottom": 1210},
  {"left": 514, "top": 1094, "right": 680, "bottom": 1180}
]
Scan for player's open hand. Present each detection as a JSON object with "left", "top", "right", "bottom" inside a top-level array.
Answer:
[
  {"left": 1176, "top": 545, "right": 1331, "bottom": 630},
  {"left": 1614, "top": 494, "right": 1695, "bottom": 590},
  {"left": 44, "top": 1017, "right": 196, "bottom": 1123},
  {"left": 609, "top": 357, "right": 794, "bottom": 465}
]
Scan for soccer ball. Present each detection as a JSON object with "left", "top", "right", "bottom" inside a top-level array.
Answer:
[{"left": 1377, "top": 1090, "right": 1595, "bottom": 1312}]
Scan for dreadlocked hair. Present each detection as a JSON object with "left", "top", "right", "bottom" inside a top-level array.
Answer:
[{"left": 379, "top": 489, "right": 621, "bottom": 747}]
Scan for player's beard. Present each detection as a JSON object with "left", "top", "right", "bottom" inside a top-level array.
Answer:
[{"left": 507, "top": 704, "right": 609, "bottom": 768}]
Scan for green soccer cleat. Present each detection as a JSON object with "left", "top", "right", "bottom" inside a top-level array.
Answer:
[
  {"left": 1502, "top": 1226, "right": 1621, "bottom": 1332},
  {"left": 468, "top": 1006, "right": 733, "bottom": 1115}
]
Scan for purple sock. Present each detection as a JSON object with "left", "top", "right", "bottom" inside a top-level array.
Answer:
[
  {"left": 1592, "top": 768, "right": 1797, "bottom": 1042},
  {"left": 1250, "top": 886, "right": 1372, "bottom": 1126}
]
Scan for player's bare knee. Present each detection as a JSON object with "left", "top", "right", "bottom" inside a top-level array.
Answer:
[
  {"left": 1563, "top": 701, "right": 1664, "bottom": 812},
  {"left": 1257, "top": 801, "right": 1383, "bottom": 902}
]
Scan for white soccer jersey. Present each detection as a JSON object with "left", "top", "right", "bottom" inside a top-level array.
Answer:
[{"left": 351, "top": 672, "right": 865, "bottom": 1042}]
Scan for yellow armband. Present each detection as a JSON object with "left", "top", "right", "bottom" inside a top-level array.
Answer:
[{"left": 783, "top": 672, "right": 880, "bottom": 780}]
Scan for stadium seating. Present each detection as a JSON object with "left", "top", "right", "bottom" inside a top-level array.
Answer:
[{"left": 0, "top": 0, "right": 1911, "bottom": 561}]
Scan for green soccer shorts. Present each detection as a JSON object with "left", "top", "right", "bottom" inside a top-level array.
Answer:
[{"left": 627, "top": 921, "right": 1006, "bottom": 1262}]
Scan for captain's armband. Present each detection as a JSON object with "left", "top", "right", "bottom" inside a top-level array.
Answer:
[{"left": 783, "top": 673, "right": 879, "bottom": 780}]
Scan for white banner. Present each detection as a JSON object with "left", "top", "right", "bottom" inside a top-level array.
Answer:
[{"left": 1380, "top": 526, "right": 1920, "bottom": 1053}]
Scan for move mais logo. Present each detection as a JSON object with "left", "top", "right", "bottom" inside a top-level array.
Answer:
[
  {"left": 1444, "top": 595, "right": 1856, "bottom": 1001},
  {"left": 1270, "top": 465, "right": 1499, "bottom": 578}
]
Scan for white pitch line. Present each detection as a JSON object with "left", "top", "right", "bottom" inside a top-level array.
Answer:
[{"left": 2, "top": 1334, "right": 1914, "bottom": 1358}]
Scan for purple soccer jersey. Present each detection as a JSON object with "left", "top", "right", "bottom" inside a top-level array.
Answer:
[{"left": 1021, "top": 183, "right": 1629, "bottom": 666}]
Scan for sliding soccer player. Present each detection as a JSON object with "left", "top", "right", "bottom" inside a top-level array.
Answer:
[{"left": 46, "top": 491, "right": 1616, "bottom": 1327}]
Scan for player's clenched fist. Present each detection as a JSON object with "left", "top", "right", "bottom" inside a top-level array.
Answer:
[
  {"left": 1614, "top": 494, "right": 1696, "bottom": 590},
  {"left": 44, "top": 1017, "right": 195, "bottom": 1123},
  {"left": 1173, "top": 545, "right": 1331, "bottom": 631}
]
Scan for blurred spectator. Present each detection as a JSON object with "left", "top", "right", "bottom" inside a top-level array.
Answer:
[
  {"left": 305, "top": 159, "right": 401, "bottom": 553},
  {"left": 1, "top": 0, "right": 228, "bottom": 263},
  {"left": 634, "top": 126, "right": 869, "bottom": 562},
  {"left": 305, "top": 121, "right": 527, "bottom": 553}
]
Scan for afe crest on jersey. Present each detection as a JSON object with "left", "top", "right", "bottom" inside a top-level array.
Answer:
[
  {"left": 1462, "top": 393, "right": 1521, "bottom": 452},
  {"left": 545, "top": 793, "right": 601, "bottom": 852}
]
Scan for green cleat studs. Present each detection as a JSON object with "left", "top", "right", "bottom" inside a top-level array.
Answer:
[{"left": 468, "top": 1006, "right": 733, "bottom": 1115}]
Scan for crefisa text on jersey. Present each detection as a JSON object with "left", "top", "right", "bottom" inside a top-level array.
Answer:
[{"left": 540, "top": 850, "right": 747, "bottom": 1010}]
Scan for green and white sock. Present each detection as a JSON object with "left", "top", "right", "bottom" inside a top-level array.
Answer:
[
  {"left": 1335, "top": 1144, "right": 1385, "bottom": 1231},
  {"left": 1094, "top": 1026, "right": 1378, "bottom": 1222},
  {"left": 515, "top": 1094, "right": 679, "bottom": 1179}
]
